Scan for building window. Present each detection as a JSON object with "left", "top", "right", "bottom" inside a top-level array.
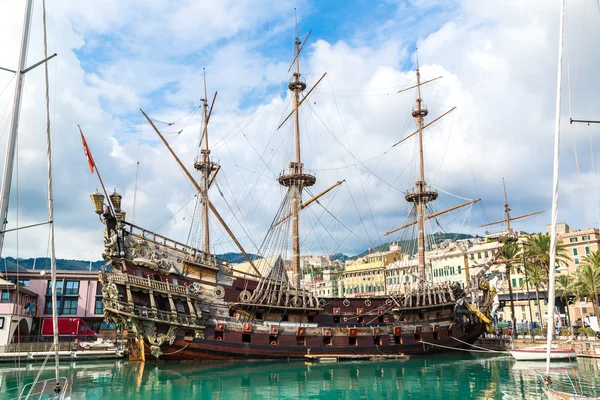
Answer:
[
  {"left": 96, "top": 283, "right": 103, "bottom": 295},
  {"left": 458, "top": 266, "right": 461, "bottom": 274},
  {"left": 582, "top": 308, "right": 588, "bottom": 313},
  {"left": 0, "top": 317, "right": 4, "bottom": 329},
  {"left": 575, "top": 259, "right": 580, "bottom": 265},
  {"left": 44, "top": 300, "right": 53, "bottom": 315},
  {"left": 47, "top": 280, "right": 63, "bottom": 295},
  {"left": 573, "top": 248, "right": 578, "bottom": 256},
  {"left": 95, "top": 299, "right": 104, "bottom": 314},
  {"left": 582, "top": 235, "right": 590, "bottom": 240},
  {"left": 570, "top": 237, "right": 578, "bottom": 243},
  {"left": 64, "top": 281, "right": 80, "bottom": 295},
  {"left": 585, "top": 246, "right": 590, "bottom": 255},
  {"left": 1, "top": 291, "right": 10, "bottom": 303},
  {"left": 62, "top": 299, "right": 78, "bottom": 314},
  {"left": 512, "top": 279, "right": 517, "bottom": 288}
]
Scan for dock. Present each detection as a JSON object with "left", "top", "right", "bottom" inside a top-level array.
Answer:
[
  {"left": 304, "top": 354, "right": 408, "bottom": 363},
  {"left": 0, "top": 349, "right": 125, "bottom": 363}
]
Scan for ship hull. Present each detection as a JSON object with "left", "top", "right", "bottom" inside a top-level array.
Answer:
[{"left": 142, "top": 322, "right": 486, "bottom": 361}]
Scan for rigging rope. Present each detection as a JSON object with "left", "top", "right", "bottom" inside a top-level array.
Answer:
[{"left": 565, "top": 2, "right": 588, "bottom": 229}]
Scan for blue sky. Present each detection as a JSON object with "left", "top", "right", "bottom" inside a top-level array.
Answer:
[{"left": 0, "top": 0, "right": 598, "bottom": 261}]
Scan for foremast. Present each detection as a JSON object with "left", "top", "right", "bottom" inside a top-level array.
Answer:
[
  {"left": 278, "top": 16, "right": 316, "bottom": 289},
  {"left": 405, "top": 56, "right": 437, "bottom": 281}
]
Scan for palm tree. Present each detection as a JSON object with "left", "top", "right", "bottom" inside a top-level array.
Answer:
[
  {"left": 524, "top": 263, "right": 547, "bottom": 330},
  {"left": 555, "top": 273, "right": 575, "bottom": 330},
  {"left": 575, "top": 251, "right": 600, "bottom": 319},
  {"left": 523, "top": 233, "right": 570, "bottom": 276},
  {"left": 500, "top": 242, "right": 520, "bottom": 334}
]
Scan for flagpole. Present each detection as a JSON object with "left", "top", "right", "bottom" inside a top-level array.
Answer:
[{"left": 78, "top": 125, "right": 115, "bottom": 216}]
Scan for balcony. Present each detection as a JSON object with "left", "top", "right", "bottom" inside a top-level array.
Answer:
[
  {"left": 105, "top": 299, "right": 205, "bottom": 329},
  {"left": 105, "top": 272, "right": 193, "bottom": 296}
]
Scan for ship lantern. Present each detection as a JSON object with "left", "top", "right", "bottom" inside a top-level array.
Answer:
[
  {"left": 90, "top": 190, "right": 105, "bottom": 215},
  {"left": 109, "top": 189, "right": 122, "bottom": 213}
]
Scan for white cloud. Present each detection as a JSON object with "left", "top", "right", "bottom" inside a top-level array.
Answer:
[{"left": 0, "top": 0, "right": 598, "bottom": 262}]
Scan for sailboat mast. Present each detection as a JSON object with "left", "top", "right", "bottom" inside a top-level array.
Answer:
[
  {"left": 545, "top": 0, "right": 566, "bottom": 377},
  {"left": 202, "top": 71, "right": 210, "bottom": 257},
  {"left": 41, "top": 0, "right": 61, "bottom": 384},
  {"left": 0, "top": 0, "right": 34, "bottom": 257}
]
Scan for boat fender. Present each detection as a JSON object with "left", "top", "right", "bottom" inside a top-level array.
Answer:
[
  {"left": 364, "top": 299, "right": 372, "bottom": 307},
  {"left": 343, "top": 317, "right": 348, "bottom": 322},
  {"left": 343, "top": 299, "right": 350, "bottom": 307}
]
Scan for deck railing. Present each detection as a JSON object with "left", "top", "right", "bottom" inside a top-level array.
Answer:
[
  {"left": 106, "top": 272, "right": 189, "bottom": 295},
  {"left": 106, "top": 299, "right": 204, "bottom": 328}
]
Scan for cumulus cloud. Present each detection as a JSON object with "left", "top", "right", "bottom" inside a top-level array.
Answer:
[{"left": 0, "top": 0, "right": 598, "bottom": 262}]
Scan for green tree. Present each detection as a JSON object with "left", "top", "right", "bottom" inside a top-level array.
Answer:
[
  {"left": 524, "top": 263, "right": 547, "bottom": 329},
  {"left": 575, "top": 251, "right": 600, "bottom": 319},
  {"left": 555, "top": 273, "right": 575, "bottom": 329},
  {"left": 500, "top": 242, "right": 521, "bottom": 333},
  {"left": 524, "top": 233, "right": 571, "bottom": 276}
]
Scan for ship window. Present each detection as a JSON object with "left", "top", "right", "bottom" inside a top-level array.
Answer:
[
  {"left": 242, "top": 333, "right": 252, "bottom": 343},
  {"left": 175, "top": 301, "right": 186, "bottom": 313},
  {"left": 357, "top": 316, "right": 363, "bottom": 324},
  {"left": 153, "top": 274, "right": 161, "bottom": 281},
  {"left": 269, "top": 335, "right": 278, "bottom": 345},
  {"left": 373, "top": 336, "right": 382, "bottom": 346},
  {"left": 281, "top": 314, "right": 289, "bottom": 322},
  {"left": 296, "top": 335, "right": 306, "bottom": 346},
  {"left": 255, "top": 311, "right": 264, "bottom": 320},
  {"left": 215, "top": 331, "right": 224, "bottom": 341},
  {"left": 333, "top": 316, "right": 340, "bottom": 324},
  {"left": 433, "top": 331, "right": 440, "bottom": 341},
  {"left": 229, "top": 307, "right": 236, "bottom": 317},
  {"left": 307, "top": 314, "right": 315, "bottom": 323},
  {"left": 394, "top": 335, "right": 402, "bottom": 345},
  {"left": 135, "top": 269, "right": 143, "bottom": 277},
  {"left": 348, "top": 337, "right": 357, "bottom": 346},
  {"left": 414, "top": 333, "right": 422, "bottom": 342},
  {"left": 323, "top": 336, "right": 332, "bottom": 346}
]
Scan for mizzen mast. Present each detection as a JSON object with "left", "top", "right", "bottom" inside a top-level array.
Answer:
[
  {"left": 405, "top": 50, "right": 438, "bottom": 281},
  {"left": 193, "top": 69, "right": 219, "bottom": 259},
  {"left": 278, "top": 11, "right": 316, "bottom": 290}
]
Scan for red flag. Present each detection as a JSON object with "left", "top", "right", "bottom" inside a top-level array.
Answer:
[{"left": 79, "top": 127, "right": 95, "bottom": 173}]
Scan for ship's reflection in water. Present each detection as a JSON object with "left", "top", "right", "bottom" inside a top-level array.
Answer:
[{"left": 0, "top": 355, "right": 598, "bottom": 399}]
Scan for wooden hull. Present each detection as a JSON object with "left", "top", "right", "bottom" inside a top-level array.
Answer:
[{"left": 143, "top": 323, "right": 485, "bottom": 361}]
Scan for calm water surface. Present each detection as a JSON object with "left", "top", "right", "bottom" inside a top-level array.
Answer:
[{"left": 0, "top": 354, "right": 598, "bottom": 399}]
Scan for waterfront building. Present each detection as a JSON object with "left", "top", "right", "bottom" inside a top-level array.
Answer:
[
  {"left": 0, "top": 269, "right": 103, "bottom": 347},
  {"left": 340, "top": 247, "right": 402, "bottom": 297}
]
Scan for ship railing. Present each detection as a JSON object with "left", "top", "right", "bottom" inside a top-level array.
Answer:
[
  {"left": 122, "top": 221, "right": 229, "bottom": 266},
  {"left": 107, "top": 300, "right": 204, "bottom": 327},
  {"left": 106, "top": 272, "right": 189, "bottom": 296}
]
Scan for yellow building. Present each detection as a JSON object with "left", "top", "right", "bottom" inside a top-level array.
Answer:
[{"left": 341, "top": 248, "right": 402, "bottom": 297}]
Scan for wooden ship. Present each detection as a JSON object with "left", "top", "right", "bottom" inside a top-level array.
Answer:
[{"left": 90, "top": 21, "right": 508, "bottom": 362}]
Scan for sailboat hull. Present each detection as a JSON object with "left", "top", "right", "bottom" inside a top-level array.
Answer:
[{"left": 510, "top": 348, "right": 577, "bottom": 361}]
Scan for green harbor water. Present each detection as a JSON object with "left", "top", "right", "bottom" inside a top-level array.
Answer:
[{"left": 0, "top": 354, "right": 598, "bottom": 399}]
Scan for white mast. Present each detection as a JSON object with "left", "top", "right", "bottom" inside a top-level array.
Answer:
[
  {"left": 41, "top": 0, "right": 61, "bottom": 386},
  {"left": 0, "top": 0, "right": 34, "bottom": 257},
  {"left": 545, "top": 0, "right": 566, "bottom": 377}
]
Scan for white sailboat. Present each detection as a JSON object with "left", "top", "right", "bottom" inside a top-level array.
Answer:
[
  {"left": 0, "top": 0, "right": 71, "bottom": 399},
  {"left": 541, "top": 0, "right": 597, "bottom": 399}
]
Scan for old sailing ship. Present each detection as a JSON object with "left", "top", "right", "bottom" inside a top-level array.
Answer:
[{"left": 91, "top": 24, "right": 505, "bottom": 361}]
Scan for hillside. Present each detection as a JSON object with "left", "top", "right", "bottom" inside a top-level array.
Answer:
[{"left": 349, "top": 232, "right": 476, "bottom": 260}]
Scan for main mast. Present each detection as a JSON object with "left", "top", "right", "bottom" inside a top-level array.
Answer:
[
  {"left": 278, "top": 14, "right": 316, "bottom": 289},
  {"left": 405, "top": 52, "right": 437, "bottom": 281}
]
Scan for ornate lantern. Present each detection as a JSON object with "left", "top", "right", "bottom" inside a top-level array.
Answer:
[
  {"left": 90, "top": 190, "right": 105, "bottom": 215},
  {"left": 109, "top": 189, "right": 122, "bottom": 213}
]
